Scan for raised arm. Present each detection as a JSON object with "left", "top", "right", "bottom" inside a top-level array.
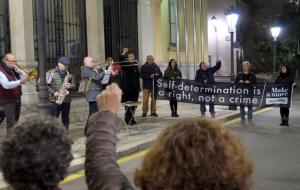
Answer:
[
  {"left": 210, "top": 60, "right": 222, "bottom": 73},
  {"left": 85, "top": 84, "right": 133, "bottom": 190}
]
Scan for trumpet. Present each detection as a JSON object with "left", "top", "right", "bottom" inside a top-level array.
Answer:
[{"left": 14, "top": 63, "right": 38, "bottom": 80}]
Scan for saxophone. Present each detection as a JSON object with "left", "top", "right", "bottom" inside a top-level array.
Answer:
[{"left": 56, "top": 75, "right": 72, "bottom": 105}]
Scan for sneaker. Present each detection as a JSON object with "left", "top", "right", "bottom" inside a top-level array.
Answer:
[
  {"left": 174, "top": 112, "right": 179, "bottom": 117},
  {"left": 201, "top": 113, "right": 206, "bottom": 117},
  {"left": 142, "top": 113, "right": 147, "bottom": 117},
  {"left": 151, "top": 113, "right": 158, "bottom": 117}
]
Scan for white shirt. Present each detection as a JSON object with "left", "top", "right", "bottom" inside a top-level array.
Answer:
[
  {"left": 101, "top": 69, "right": 112, "bottom": 84},
  {"left": 0, "top": 71, "right": 21, "bottom": 89}
]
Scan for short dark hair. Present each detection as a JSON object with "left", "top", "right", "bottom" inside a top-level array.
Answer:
[{"left": 0, "top": 116, "right": 73, "bottom": 190}]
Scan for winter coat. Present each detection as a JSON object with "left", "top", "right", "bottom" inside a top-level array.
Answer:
[
  {"left": 276, "top": 73, "right": 294, "bottom": 108},
  {"left": 140, "top": 63, "right": 162, "bottom": 90},
  {"left": 81, "top": 66, "right": 105, "bottom": 102},
  {"left": 119, "top": 55, "right": 140, "bottom": 103},
  {"left": 195, "top": 61, "right": 221, "bottom": 83},
  {"left": 47, "top": 67, "right": 76, "bottom": 103},
  {"left": 163, "top": 67, "right": 182, "bottom": 80},
  {"left": 235, "top": 71, "right": 257, "bottom": 85},
  {"left": 85, "top": 111, "right": 134, "bottom": 190}
]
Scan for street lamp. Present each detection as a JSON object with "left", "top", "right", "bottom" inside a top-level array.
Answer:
[
  {"left": 225, "top": 7, "right": 239, "bottom": 82},
  {"left": 270, "top": 26, "right": 281, "bottom": 77},
  {"left": 211, "top": 16, "right": 219, "bottom": 60}
]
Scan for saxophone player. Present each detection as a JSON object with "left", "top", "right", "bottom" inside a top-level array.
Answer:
[{"left": 47, "top": 57, "right": 75, "bottom": 130}]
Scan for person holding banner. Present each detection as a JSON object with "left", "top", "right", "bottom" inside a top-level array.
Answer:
[
  {"left": 164, "top": 59, "right": 182, "bottom": 117},
  {"left": 195, "top": 60, "right": 221, "bottom": 118},
  {"left": 140, "top": 55, "right": 162, "bottom": 117},
  {"left": 235, "top": 61, "right": 257, "bottom": 125},
  {"left": 275, "top": 64, "right": 294, "bottom": 126}
]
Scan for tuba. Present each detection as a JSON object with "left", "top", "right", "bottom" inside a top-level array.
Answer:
[
  {"left": 56, "top": 75, "right": 72, "bottom": 105},
  {"left": 14, "top": 63, "right": 38, "bottom": 80}
]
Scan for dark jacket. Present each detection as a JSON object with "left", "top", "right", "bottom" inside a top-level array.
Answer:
[
  {"left": 164, "top": 67, "right": 182, "bottom": 80},
  {"left": 275, "top": 74, "right": 294, "bottom": 85},
  {"left": 195, "top": 61, "right": 221, "bottom": 83},
  {"left": 85, "top": 111, "right": 134, "bottom": 190},
  {"left": 276, "top": 73, "right": 294, "bottom": 108},
  {"left": 81, "top": 66, "right": 105, "bottom": 102},
  {"left": 235, "top": 71, "right": 257, "bottom": 84},
  {"left": 119, "top": 55, "right": 140, "bottom": 103},
  {"left": 140, "top": 63, "right": 162, "bottom": 90}
]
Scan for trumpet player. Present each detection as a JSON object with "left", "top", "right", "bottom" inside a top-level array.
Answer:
[
  {"left": 0, "top": 53, "right": 29, "bottom": 134},
  {"left": 47, "top": 57, "right": 75, "bottom": 130}
]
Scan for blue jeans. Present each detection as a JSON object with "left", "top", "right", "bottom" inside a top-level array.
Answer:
[
  {"left": 200, "top": 102, "right": 215, "bottom": 114},
  {"left": 240, "top": 105, "right": 253, "bottom": 120}
]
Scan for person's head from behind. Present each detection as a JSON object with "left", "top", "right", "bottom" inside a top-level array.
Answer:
[
  {"left": 200, "top": 61, "right": 208, "bottom": 70},
  {"left": 242, "top": 61, "right": 251, "bottom": 73},
  {"left": 134, "top": 118, "right": 253, "bottom": 190},
  {"left": 84, "top": 56, "right": 97, "bottom": 68},
  {"left": 0, "top": 117, "right": 73, "bottom": 190},
  {"left": 146, "top": 55, "right": 154, "bottom": 65},
  {"left": 168, "top": 59, "right": 178, "bottom": 69}
]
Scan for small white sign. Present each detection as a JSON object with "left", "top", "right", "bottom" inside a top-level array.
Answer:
[{"left": 266, "top": 98, "right": 288, "bottom": 105}]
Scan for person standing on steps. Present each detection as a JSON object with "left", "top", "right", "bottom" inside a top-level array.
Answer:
[
  {"left": 275, "top": 64, "right": 294, "bottom": 127},
  {"left": 140, "top": 55, "right": 162, "bottom": 118},
  {"left": 195, "top": 60, "right": 221, "bottom": 118},
  {"left": 235, "top": 61, "right": 257, "bottom": 126},
  {"left": 164, "top": 59, "right": 182, "bottom": 117}
]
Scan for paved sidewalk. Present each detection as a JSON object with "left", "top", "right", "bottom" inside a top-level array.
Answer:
[{"left": 70, "top": 100, "right": 240, "bottom": 169}]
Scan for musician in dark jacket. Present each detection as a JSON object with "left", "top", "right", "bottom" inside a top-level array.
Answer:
[
  {"left": 235, "top": 61, "right": 257, "bottom": 125},
  {"left": 195, "top": 60, "right": 221, "bottom": 118},
  {"left": 164, "top": 59, "right": 182, "bottom": 117},
  {"left": 275, "top": 64, "right": 294, "bottom": 126},
  {"left": 119, "top": 48, "right": 140, "bottom": 125},
  {"left": 140, "top": 55, "right": 162, "bottom": 117}
]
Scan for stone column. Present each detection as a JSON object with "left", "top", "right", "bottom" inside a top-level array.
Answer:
[
  {"left": 138, "top": 0, "right": 154, "bottom": 63},
  {"left": 9, "top": 0, "right": 37, "bottom": 106},
  {"left": 86, "top": 0, "right": 105, "bottom": 62}
]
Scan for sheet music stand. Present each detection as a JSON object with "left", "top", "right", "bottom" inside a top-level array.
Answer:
[{"left": 120, "top": 101, "right": 142, "bottom": 135}]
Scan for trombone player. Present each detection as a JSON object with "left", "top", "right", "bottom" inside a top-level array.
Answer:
[{"left": 0, "top": 53, "right": 29, "bottom": 134}]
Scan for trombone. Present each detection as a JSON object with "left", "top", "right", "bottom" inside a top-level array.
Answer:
[{"left": 14, "top": 63, "right": 38, "bottom": 85}]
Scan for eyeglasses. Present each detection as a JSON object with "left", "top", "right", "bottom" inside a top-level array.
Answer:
[{"left": 6, "top": 59, "right": 17, "bottom": 63}]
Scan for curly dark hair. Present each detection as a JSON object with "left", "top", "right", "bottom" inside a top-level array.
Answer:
[
  {"left": 0, "top": 116, "right": 73, "bottom": 190},
  {"left": 134, "top": 118, "right": 253, "bottom": 190}
]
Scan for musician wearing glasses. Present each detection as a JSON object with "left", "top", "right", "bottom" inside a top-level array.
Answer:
[
  {"left": 47, "top": 56, "right": 75, "bottom": 130},
  {"left": 119, "top": 48, "right": 140, "bottom": 125},
  {"left": 0, "top": 53, "right": 29, "bottom": 134}
]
